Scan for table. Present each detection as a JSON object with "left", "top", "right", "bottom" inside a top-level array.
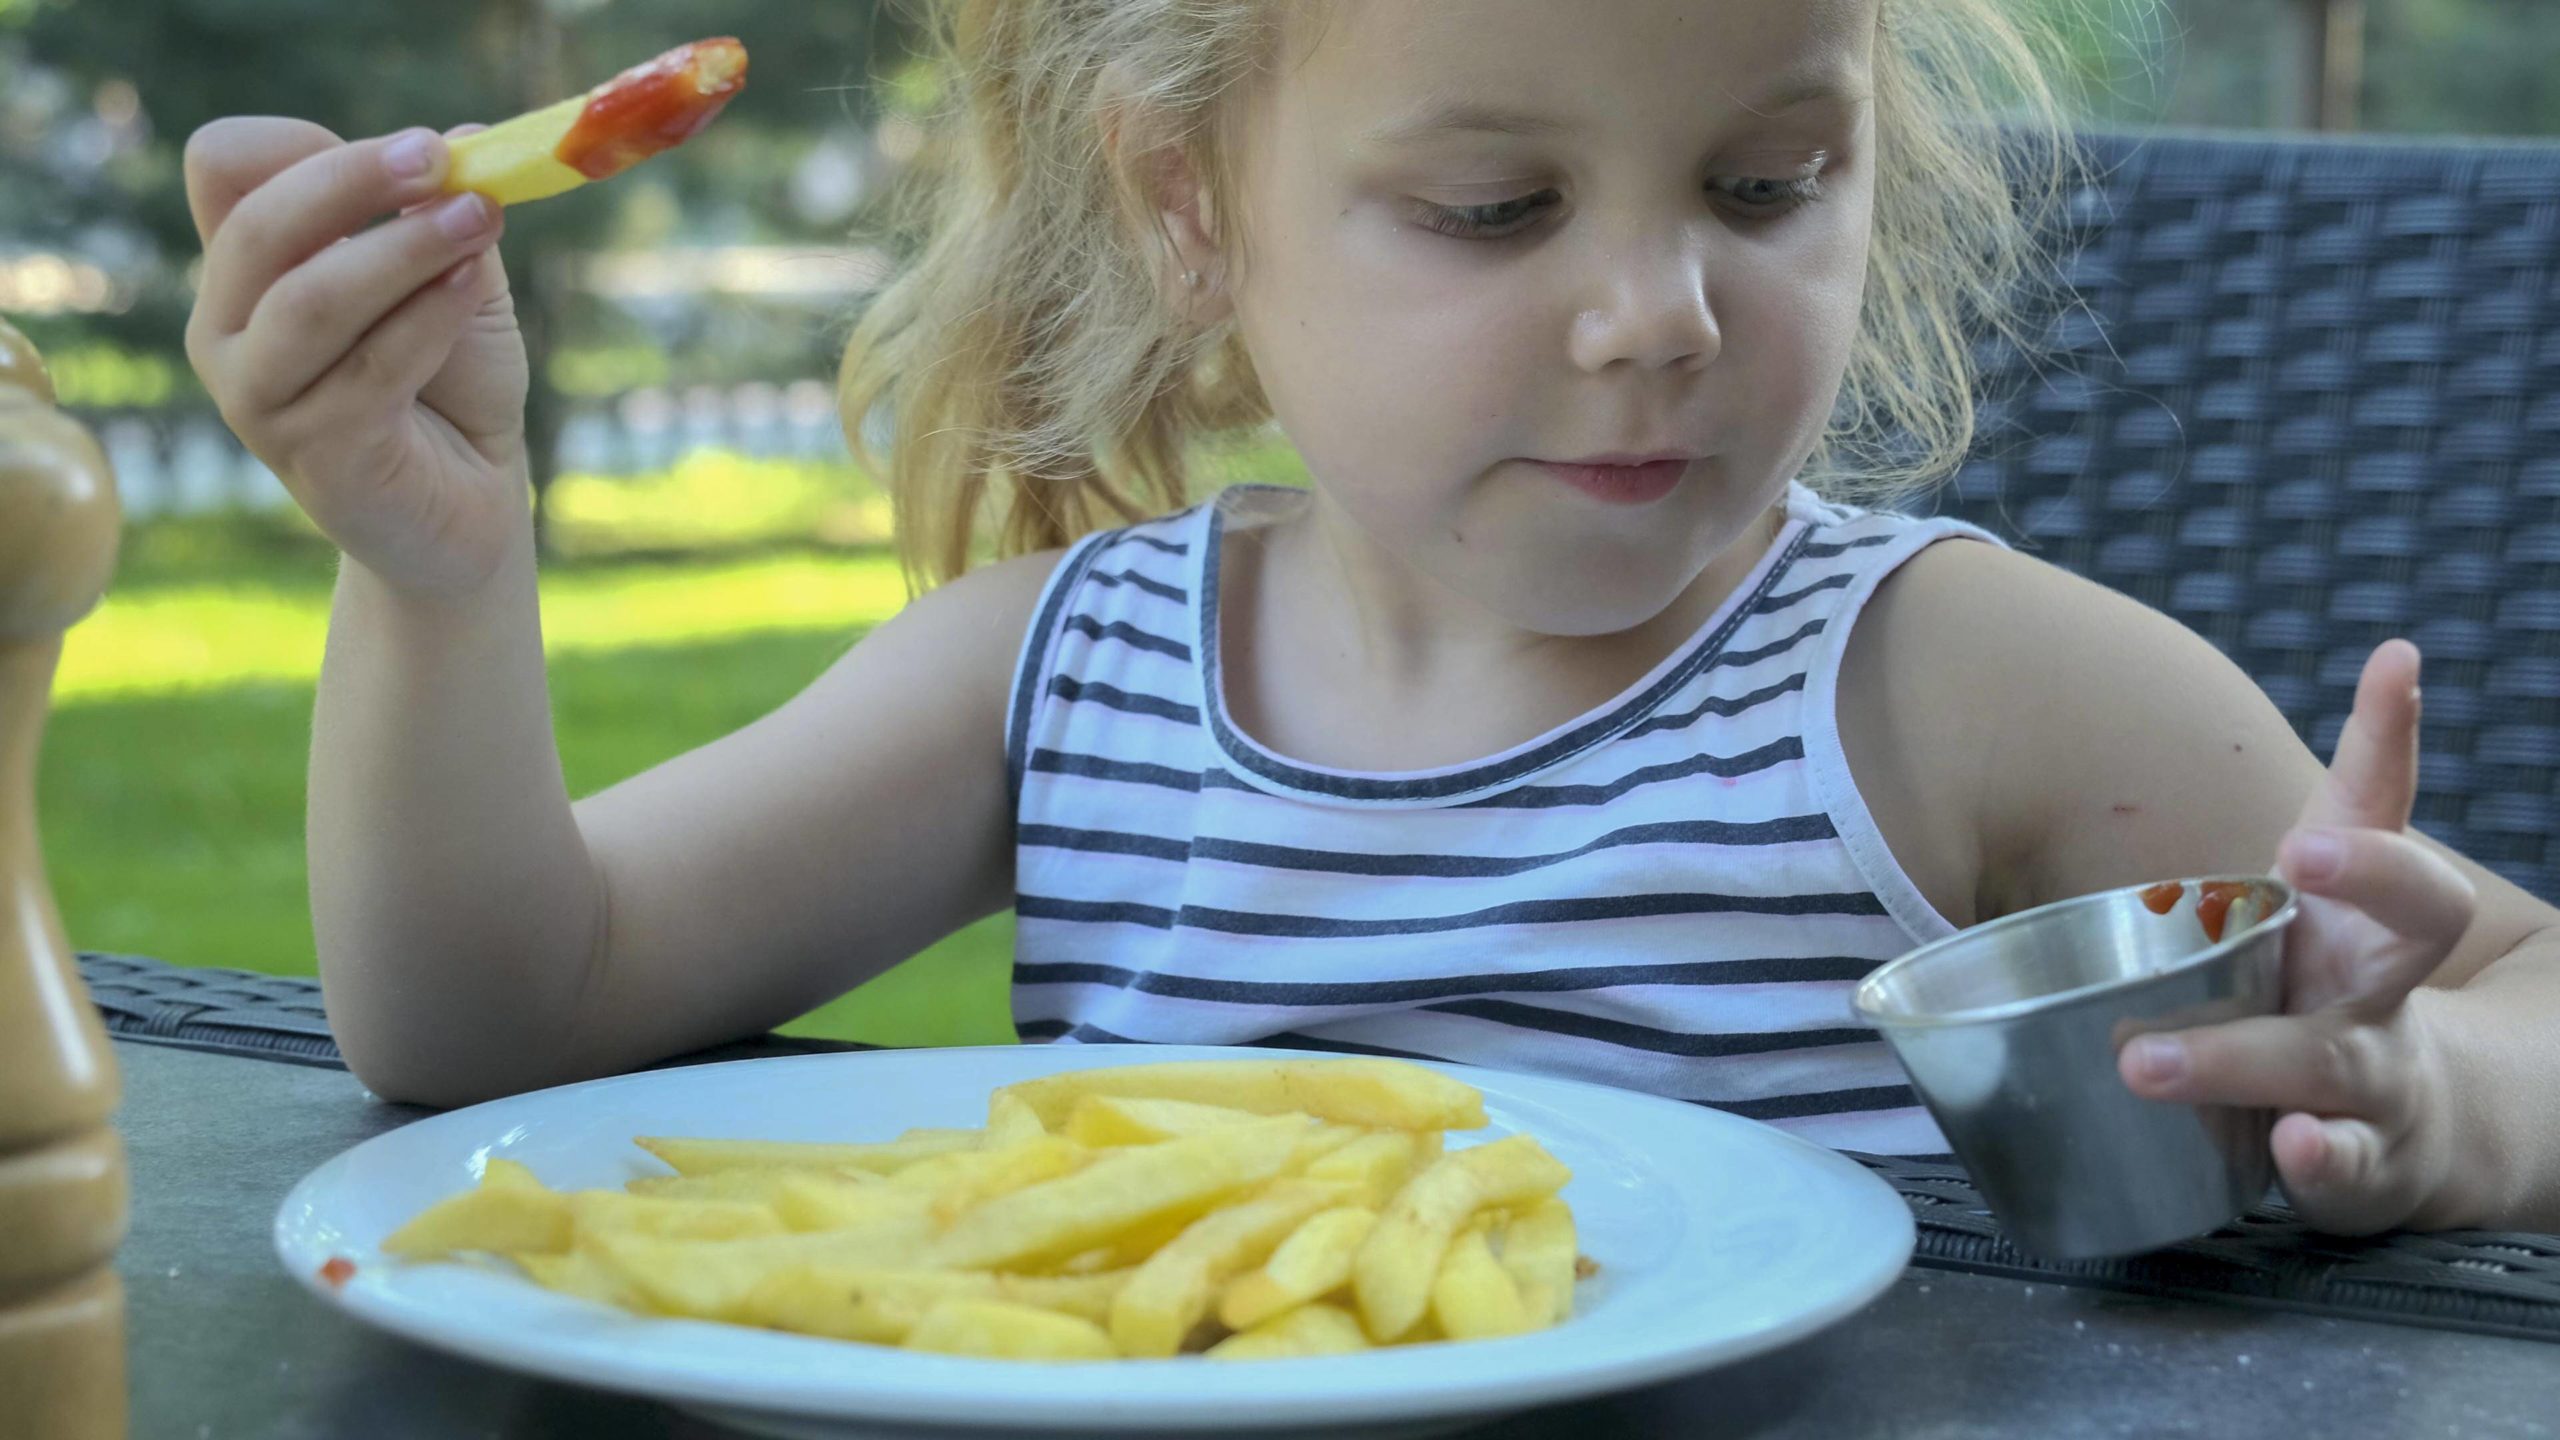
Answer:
[{"left": 114, "top": 1039, "right": 2560, "bottom": 1439}]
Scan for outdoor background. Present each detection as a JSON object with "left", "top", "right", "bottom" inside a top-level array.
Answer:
[{"left": 5, "top": 0, "right": 2556, "bottom": 1048}]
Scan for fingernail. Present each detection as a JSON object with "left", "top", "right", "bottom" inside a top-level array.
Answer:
[
  {"left": 383, "top": 128, "right": 441, "bottom": 181},
  {"left": 2287, "top": 830, "right": 2346, "bottom": 883},
  {"left": 432, "top": 193, "right": 492, "bottom": 240},
  {"left": 2129, "top": 1037, "right": 2187, "bottom": 1087}
]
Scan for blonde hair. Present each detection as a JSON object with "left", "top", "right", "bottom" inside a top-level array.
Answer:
[{"left": 841, "top": 0, "right": 2083, "bottom": 591}]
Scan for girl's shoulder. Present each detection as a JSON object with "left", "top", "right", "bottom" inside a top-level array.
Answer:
[
  {"left": 1838, "top": 530, "right": 2326, "bottom": 926},
  {"left": 844, "top": 544, "right": 1075, "bottom": 750},
  {"left": 910, "top": 491, "right": 1213, "bottom": 646}
]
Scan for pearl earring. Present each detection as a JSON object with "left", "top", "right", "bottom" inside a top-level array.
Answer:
[{"left": 1182, "top": 269, "right": 1201, "bottom": 289}]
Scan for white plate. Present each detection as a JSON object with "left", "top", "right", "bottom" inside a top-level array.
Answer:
[{"left": 275, "top": 1045, "right": 1914, "bottom": 1438}]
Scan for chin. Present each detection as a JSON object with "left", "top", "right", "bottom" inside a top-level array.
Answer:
[
  {"left": 1456, "top": 483, "right": 1780, "bottom": 637},
  {"left": 1470, "top": 544, "right": 1711, "bottom": 639}
]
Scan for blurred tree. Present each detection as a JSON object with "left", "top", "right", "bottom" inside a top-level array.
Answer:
[
  {"left": 2363, "top": 0, "right": 2560, "bottom": 136},
  {"left": 2053, "top": 0, "right": 2560, "bottom": 137},
  {"left": 4, "top": 0, "right": 915, "bottom": 539}
]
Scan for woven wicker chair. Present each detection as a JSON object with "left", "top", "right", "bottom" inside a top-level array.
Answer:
[{"left": 1917, "top": 128, "right": 2560, "bottom": 904}]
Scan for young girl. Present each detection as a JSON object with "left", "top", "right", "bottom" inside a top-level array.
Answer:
[{"left": 181, "top": 0, "right": 2560, "bottom": 1237}]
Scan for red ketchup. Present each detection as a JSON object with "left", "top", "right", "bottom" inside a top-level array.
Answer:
[
  {"left": 2195, "top": 880, "right": 2250, "bottom": 943},
  {"left": 558, "top": 38, "right": 750, "bottom": 182},
  {"left": 2136, "top": 879, "right": 2252, "bottom": 942}
]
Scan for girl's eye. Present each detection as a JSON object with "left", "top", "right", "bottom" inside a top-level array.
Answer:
[
  {"left": 1413, "top": 191, "right": 1560, "bottom": 240},
  {"left": 1708, "top": 172, "right": 1825, "bottom": 214},
  {"left": 1415, "top": 169, "right": 1829, "bottom": 241}
]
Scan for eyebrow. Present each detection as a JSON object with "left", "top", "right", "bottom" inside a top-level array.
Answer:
[
  {"left": 1361, "top": 76, "right": 1869, "bottom": 148},
  {"left": 1362, "top": 102, "right": 1573, "bottom": 147}
]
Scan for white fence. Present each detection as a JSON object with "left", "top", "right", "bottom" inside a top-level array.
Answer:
[{"left": 96, "top": 379, "right": 857, "bottom": 520}]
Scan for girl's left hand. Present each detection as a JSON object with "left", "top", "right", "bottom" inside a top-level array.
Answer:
[{"left": 2116, "top": 639, "right": 2481, "bottom": 1233}]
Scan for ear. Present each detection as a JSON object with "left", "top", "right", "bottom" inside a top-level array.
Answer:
[
  {"left": 1099, "top": 68, "right": 1234, "bottom": 326},
  {"left": 1138, "top": 143, "right": 1234, "bottom": 326}
]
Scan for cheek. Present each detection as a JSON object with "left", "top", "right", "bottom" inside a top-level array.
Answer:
[
  {"left": 1719, "top": 218, "right": 1872, "bottom": 438},
  {"left": 1239, "top": 219, "right": 1526, "bottom": 482}
]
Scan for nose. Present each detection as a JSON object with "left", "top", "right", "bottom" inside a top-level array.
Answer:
[{"left": 1567, "top": 226, "right": 1721, "bottom": 375}]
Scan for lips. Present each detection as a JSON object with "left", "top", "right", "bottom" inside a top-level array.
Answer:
[{"left": 1529, "top": 457, "right": 1692, "bottom": 506}]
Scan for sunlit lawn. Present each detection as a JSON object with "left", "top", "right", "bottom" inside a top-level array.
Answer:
[{"left": 42, "top": 456, "right": 1021, "bottom": 1048}]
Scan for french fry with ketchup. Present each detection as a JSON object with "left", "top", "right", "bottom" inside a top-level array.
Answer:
[{"left": 445, "top": 37, "right": 748, "bottom": 206}]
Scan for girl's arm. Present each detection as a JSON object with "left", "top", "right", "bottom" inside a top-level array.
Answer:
[
  {"left": 177, "top": 116, "right": 1049, "bottom": 1109},
  {"left": 1842, "top": 541, "right": 2560, "bottom": 1231},
  {"left": 312, "top": 537, "right": 1062, "bottom": 1109}
]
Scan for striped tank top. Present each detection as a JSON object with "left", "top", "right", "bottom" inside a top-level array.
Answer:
[{"left": 1005, "top": 481, "right": 2000, "bottom": 1156}]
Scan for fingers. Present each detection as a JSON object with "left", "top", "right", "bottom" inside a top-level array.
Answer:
[
  {"left": 2296, "top": 640, "right": 2422, "bottom": 834},
  {"left": 2271, "top": 1113, "right": 2411, "bottom": 1236},
  {"left": 268, "top": 256, "right": 490, "bottom": 464},
  {"left": 2120, "top": 1013, "right": 2378, "bottom": 1115},
  {"left": 2124, "top": 1012, "right": 2447, "bottom": 1234},
  {"left": 399, "top": 125, "right": 492, "bottom": 218},
  {"left": 183, "top": 115, "right": 344, "bottom": 247},
  {"left": 230, "top": 193, "right": 503, "bottom": 415},
  {"left": 192, "top": 126, "right": 461, "bottom": 340},
  {"left": 2279, "top": 826, "right": 2475, "bottom": 1010}
]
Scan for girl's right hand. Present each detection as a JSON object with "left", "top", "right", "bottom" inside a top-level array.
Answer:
[{"left": 183, "top": 117, "right": 529, "bottom": 597}]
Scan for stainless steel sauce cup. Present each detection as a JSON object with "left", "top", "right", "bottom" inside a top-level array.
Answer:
[{"left": 1852, "top": 875, "right": 2298, "bottom": 1260}]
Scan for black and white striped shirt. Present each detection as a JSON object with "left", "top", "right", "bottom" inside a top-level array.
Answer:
[{"left": 1006, "top": 482, "right": 1998, "bottom": 1156}]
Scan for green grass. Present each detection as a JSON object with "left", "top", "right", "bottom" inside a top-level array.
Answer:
[
  {"left": 39, "top": 437, "right": 1314, "bottom": 1051},
  {"left": 39, "top": 477, "right": 1016, "bottom": 1049}
]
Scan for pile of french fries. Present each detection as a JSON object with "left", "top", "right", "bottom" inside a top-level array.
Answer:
[{"left": 378, "top": 1058, "right": 1586, "bottom": 1361}]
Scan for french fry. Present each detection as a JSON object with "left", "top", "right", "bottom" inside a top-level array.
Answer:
[
  {"left": 1083, "top": 1210, "right": 1195, "bottom": 1272},
  {"left": 635, "top": 1130, "right": 979, "bottom": 1177},
  {"left": 1353, "top": 1136, "right": 1571, "bottom": 1341},
  {"left": 568, "top": 1191, "right": 782, "bottom": 1242},
  {"left": 1063, "top": 1096, "right": 1273, "bottom": 1147},
  {"left": 625, "top": 1168, "right": 868, "bottom": 1205},
  {"left": 383, "top": 1160, "right": 571, "bottom": 1259},
  {"left": 741, "top": 1266, "right": 920, "bottom": 1345},
  {"left": 928, "top": 1116, "right": 1308, "bottom": 1270},
  {"left": 445, "top": 38, "right": 748, "bottom": 206},
  {"left": 1058, "top": 1098, "right": 1354, "bottom": 1167},
  {"left": 513, "top": 1249, "right": 649, "bottom": 1310},
  {"left": 1109, "top": 1180, "right": 1343, "bottom": 1358},
  {"left": 1302, "top": 1131, "right": 1428, "bottom": 1208},
  {"left": 1217, "top": 1205, "right": 1377, "bottom": 1331},
  {"left": 905, "top": 1299, "right": 1118, "bottom": 1362},
  {"left": 482, "top": 1158, "right": 543, "bottom": 1189},
  {"left": 741, "top": 1266, "right": 1133, "bottom": 1345},
  {"left": 381, "top": 1059, "right": 1582, "bottom": 1361},
  {"left": 1290, "top": 1123, "right": 1365, "bottom": 1171},
  {"left": 1205, "top": 1302, "right": 1373, "bottom": 1361},
  {"left": 997, "top": 1059, "right": 1487, "bottom": 1133},
  {"left": 999, "top": 1270, "right": 1138, "bottom": 1325},
  {"left": 1051, "top": 1244, "right": 1129, "bottom": 1276},
  {"left": 985, "top": 1091, "right": 1049, "bottom": 1145},
  {"left": 882, "top": 1136, "right": 1090, "bottom": 1224},
  {"left": 583, "top": 1217, "right": 942, "bottom": 1320},
  {"left": 770, "top": 1173, "right": 928, "bottom": 1233},
  {"left": 1499, "top": 1198, "right": 1579, "bottom": 1325},
  {"left": 1430, "top": 1223, "right": 1538, "bottom": 1341}
]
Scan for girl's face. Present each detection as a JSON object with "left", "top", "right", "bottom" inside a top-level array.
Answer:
[{"left": 1220, "top": 0, "right": 1879, "bottom": 636}]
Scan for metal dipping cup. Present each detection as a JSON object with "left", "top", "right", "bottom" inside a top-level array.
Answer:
[{"left": 1852, "top": 875, "right": 2298, "bottom": 1260}]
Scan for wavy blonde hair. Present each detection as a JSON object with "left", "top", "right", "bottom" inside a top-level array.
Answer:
[{"left": 842, "top": 0, "right": 2082, "bottom": 591}]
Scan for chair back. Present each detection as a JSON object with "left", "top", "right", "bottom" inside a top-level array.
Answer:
[{"left": 1926, "top": 129, "right": 2560, "bottom": 903}]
